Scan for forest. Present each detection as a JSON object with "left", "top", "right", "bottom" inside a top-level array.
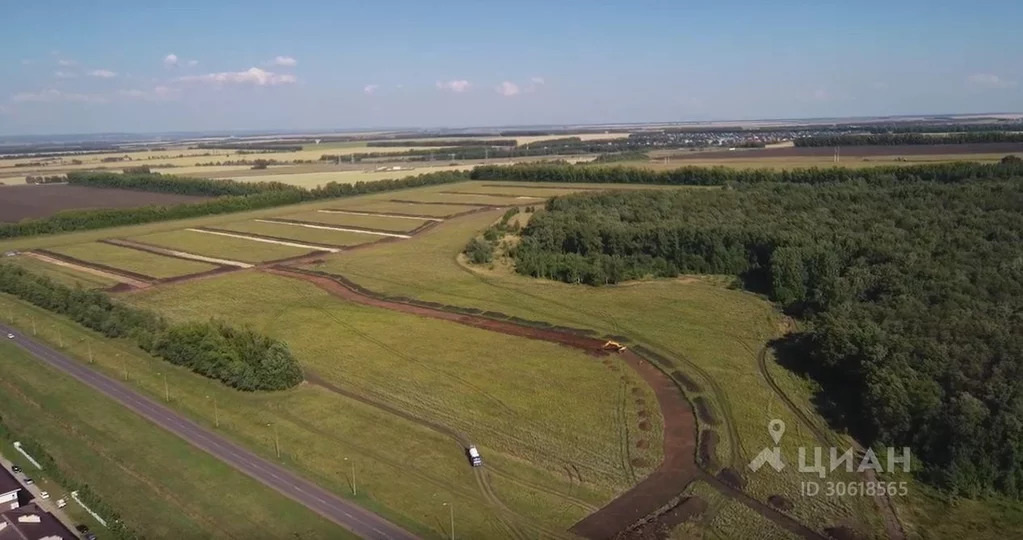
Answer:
[
  {"left": 509, "top": 171, "right": 1023, "bottom": 498},
  {"left": 472, "top": 159, "right": 1023, "bottom": 185},
  {"left": 0, "top": 263, "right": 303, "bottom": 391},
  {"left": 794, "top": 132, "right": 1023, "bottom": 146}
]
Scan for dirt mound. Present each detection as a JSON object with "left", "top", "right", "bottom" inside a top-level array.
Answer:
[
  {"left": 630, "top": 457, "right": 652, "bottom": 468},
  {"left": 697, "top": 429, "right": 719, "bottom": 468},
  {"left": 717, "top": 468, "right": 745, "bottom": 489},
  {"left": 637, "top": 421, "right": 651, "bottom": 431},
  {"left": 635, "top": 439, "right": 649, "bottom": 449},
  {"left": 637, "top": 409, "right": 649, "bottom": 418},
  {"left": 824, "top": 526, "right": 864, "bottom": 540},
  {"left": 694, "top": 397, "right": 718, "bottom": 425},
  {"left": 634, "top": 398, "right": 645, "bottom": 406},
  {"left": 768, "top": 495, "right": 794, "bottom": 512},
  {"left": 671, "top": 370, "right": 702, "bottom": 393},
  {"left": 630, "top": 386, "right": 642, "bottom": 395}
]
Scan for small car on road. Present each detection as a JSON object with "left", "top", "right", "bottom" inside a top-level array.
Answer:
[
  {"left": 23, "top": 477, "right": 33, "bottom": 485},
  {"left": 6, "top": 333, "right": 13, "bottom": 339},
  {"left": 11, "top": 465, "right": 21, "bottom": 473},
  {"left": 39, "top": 491, "right": 49, "bottom": 499}
]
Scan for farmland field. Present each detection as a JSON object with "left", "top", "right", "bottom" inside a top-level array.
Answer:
[
  {"left": 273, "top": 210, "right": 431, "bottom": 232},
  {"left": 333, "top": 200, "right": 484, "bottom": 217},
  {"left": 303, "top": 206, "right": 883, "bottom": 534},
  {"left": 212, "top": 219, "right": 382, "bottom": 246},
  {"left": 129, "top": 229, "right": 315, "bottom": 263},
  {"left": 48, "top": 241, "right": 218, "bottom": 279},
  {"left": 0, "top": 339, "right": 350, "bottom": 539},
  {"left": 225, "top": 164, "right": 474, "bottom": 188},
  {"left": 5, "top": 254, "right": 118, "bottom": 289},
  {"left": 393, "top": 191, "right": 541, "bottom": 206},
  {"left": 0, "top": 184, "right": 209, "bottom": 222}
]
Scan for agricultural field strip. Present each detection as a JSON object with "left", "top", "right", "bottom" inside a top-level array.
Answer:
[
  {"left": 318, "top": 209, "right": 444, "bottom": 222},
  {"left": 105, "top": 238, "right": 253, "bottom": 268},
  {"left": 254, "top": 219, "right": 411, "bottom": 239},
  {"left": 25, "top": 252, "right": 147, "bottom": 287},
  {"left": 184, "top": 228, "right": 342, "bottom": 252}
]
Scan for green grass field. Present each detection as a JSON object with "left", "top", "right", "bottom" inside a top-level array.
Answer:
[
  {"left": 130, "top": 230, "right": 314, "bottom": 263},
  {"left": 213, "top": 219, "right": 380, "bottom": 246},
  {"left": 6, "top": 254, "right": 118, "bottom": 289},
  {"left": 274, "top": 210, "right": 430, "bottom": 232},
  {"left": 48, "top": 242, "right": 218, "bottom": 279},
  {"left": 124, "top": 271, "right": 662, "bottom": 496},
  {"left": 0, "top": 340, "right": 351, "bottom": 539},
  {"left": 393, "top": 192, "right": 537, "bottom": 206},
  {"left": 302, "top": 207, "right": 881, "bottom": 534},
  {"left": 334, "top": 200, "right": 484, "bottom": 217}
]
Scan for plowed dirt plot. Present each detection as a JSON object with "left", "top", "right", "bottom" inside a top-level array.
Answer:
[
  {"left": 212, "top": 220, "right": 380, "bottom": 247},
  {"left": 48, "top": 242, "right": 218, "bottom": 279},
  {"left": 0, "top": 184, "right": 208, "bottom": 222},
  {"left": 273, "top": 211, "right": 430, "bottom": 233},
  {"left": 338, "top": 200, "right": 481, "bottom": 217},
  {"left": 130, "top": 230, "right": 313, "bottom": 263}
]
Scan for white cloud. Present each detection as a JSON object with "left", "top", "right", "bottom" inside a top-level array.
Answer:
[
  {"left": 495, "top": 81, "right": 520, "bottom": 97},
  {"left": 269, "top": 56, "right": 297, "bottom": 67},
  {"left": 163, "top": 53, "right": 179, "bottom": 68},
  {"left": 88, "top": 69, "right": 117, "bottom": 78},
  {"left": 178, "top": 67, "right": 296, "bottom": 86},
  {"left": 186, "top": 59, "right": 199, "bottom": 67},
  {"left": 436, "top": 79, "right": 471, "bottom": 93},
  {"left": 966, "top": 73, "right": 1016, "bottom": 89},
  {"left": 363, "top": 84, "right": 379, "bottom": 95},
  {"left": 54, "top": 71, "right": 76, "bottom": 79},
  {"left": 56, "top": 59, "right": 75, "bottom": 67},
  {"left": 118, "top": 86, "right": 179, "bottom": 101},
  {"left": 525, "top": 76, "right": 545, "bottom": 92},
  {"left": 12, "top": 89, "right": 106, "bottom": 104},
  {"left": 530, "top": 76, "right": 545, "bottom": 85}
]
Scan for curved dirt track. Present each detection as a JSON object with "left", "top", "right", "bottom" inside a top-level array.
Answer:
[{"left": 263, "top": 266, "right": 825, "bottom": 539}]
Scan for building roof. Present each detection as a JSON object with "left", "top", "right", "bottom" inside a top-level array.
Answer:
[
  {"left": 0, "top": 504, "right": 76, "bottom": 540},
  {"left": 0, "top": 469, "right": 20, "bottom": 497}
]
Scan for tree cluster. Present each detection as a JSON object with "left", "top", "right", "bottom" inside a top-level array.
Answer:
[
  {"left": 795, "top": 132, "right": 1023, "bottom": 147},
  {"left": 0, "top": 263, "right": 303, "bottom": 391},
  {"left": 512, "top": 175, "right": 1023, "bottom": 498}
]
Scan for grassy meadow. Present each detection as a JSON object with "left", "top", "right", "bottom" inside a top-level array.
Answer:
[
  {"left": 214, "top": 219, "right": 381, "bottom": 246},
  {"left": 129, "top": 229, "right": 314, "bottom": 262},
  {"left": 6, "top": 254, "right": 119, "bottom": 289},
  {"left": 0, "top": 339, "right": 352, "bottom": 539},
  {"left": 275, "top": 210, "right": 431, "bottom": 232}
]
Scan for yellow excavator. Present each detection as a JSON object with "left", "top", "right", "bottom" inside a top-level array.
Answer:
[{"left": 602, "top": 340, "right": 627, "bottom": 353}]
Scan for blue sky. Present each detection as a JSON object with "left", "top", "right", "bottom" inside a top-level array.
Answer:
[{"left": 1, "top": 1, "right": 1021, "bottom": 135}]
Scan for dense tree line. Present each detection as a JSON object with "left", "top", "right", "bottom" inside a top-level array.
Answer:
[
  {"left": 795, "top": 132, "right": 1023, "bottom": 147},
  {"left": 472, "top": 160, "right": 1023, "bottom": 185},
  {"left": 66, "top": 170, "right": 297, "bottom": 196},
  {"left": 0, "top": 263, "right": 303, "bottom": 390},
  {"left": 24, "top": 175, "right": 67, "bottom": 184},
  {"left": 511, "top": 176, "right": 1023, "bottom": 498},
  {"left": 367, "top": 139, "right": 517, "bottom": 147},
  {"left": 1, "top": 170, "right": 471, "bottom": 239},
  {"left": 591, "top": 151, "right": 649, "bottom": 163}
]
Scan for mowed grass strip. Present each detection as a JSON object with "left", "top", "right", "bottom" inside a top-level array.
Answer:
[
  {"left": 0, "top": 341, "right": 351, "bottom": 540},
  {"left": 338, "top": 200, "right": 481, "bottom": 217},
  {"left": 394, "top": 192, "right": 531, "bottom": 206},
  {"left": 214, "top": 220, "right": 379, "bottom": 247},
  {"left": 49, "top": 241, "right": 218, "bottom": 279},
  {"left": 125, "top": 270, "right": 661, "bottom": 495},
  {"left": 6, "top": 254, "right": 118, "bottom": 289},
  {"left": 275, "top": 210, "right": 430, "bottom": 232},
  {"left": 131, "top": 229, "right": 313, "bottom": 263}
]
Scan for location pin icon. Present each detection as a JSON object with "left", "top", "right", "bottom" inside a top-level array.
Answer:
[{"left": 768, "top": 419, "right": 785, "bottom": 445}]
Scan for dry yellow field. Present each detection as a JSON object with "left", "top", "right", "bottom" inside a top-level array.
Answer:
[{"left": 225, "top": 164, "right": 476, "bottom": 187}]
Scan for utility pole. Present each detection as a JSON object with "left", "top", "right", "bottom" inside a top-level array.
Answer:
[
  {"left": 88, "top": 342, "right": 93, "bottom": 364},
  {"left": 344, "top": 457, "right": 357, "bottom": 495}
]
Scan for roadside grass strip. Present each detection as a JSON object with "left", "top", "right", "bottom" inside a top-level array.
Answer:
[{"left": 184, "top": 228, "right": 342, "bottom": 253}]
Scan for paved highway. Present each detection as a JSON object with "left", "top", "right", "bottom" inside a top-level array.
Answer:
[{"left": 0, "top": 323, "right": 418, "bottom": 540}]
